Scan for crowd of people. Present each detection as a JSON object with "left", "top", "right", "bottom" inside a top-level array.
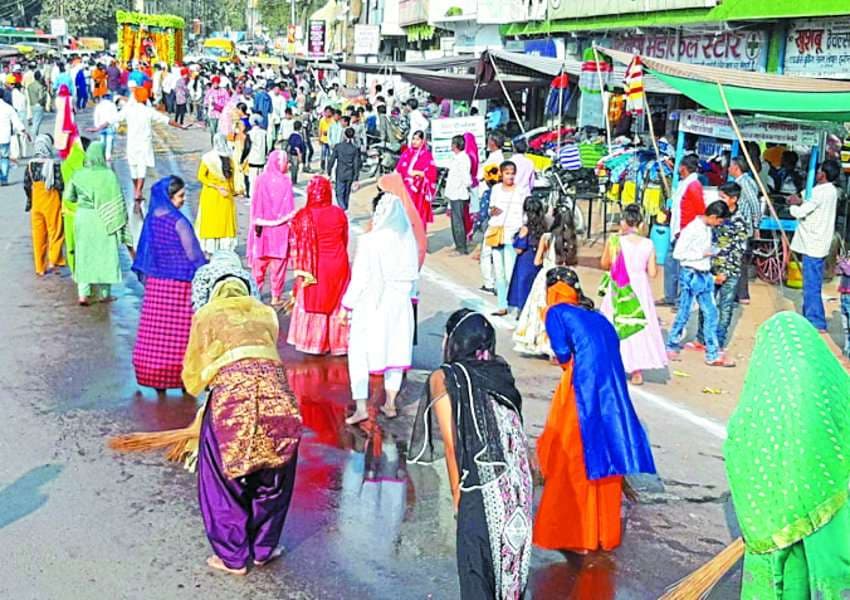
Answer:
[{"left": 3, "top": 50, "right": 849, "bottom": 599}]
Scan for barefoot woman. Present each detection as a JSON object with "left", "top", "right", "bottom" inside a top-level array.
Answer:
[{"left": 183, "top": 275, "right": 302, "bottom": 575}]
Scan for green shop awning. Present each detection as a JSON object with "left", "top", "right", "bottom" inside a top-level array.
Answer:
[
  {"left": 600, "top": 47, "right": 850, "bottom": 122},
  {"left": 711, "top": 0, "right": 850, "bottom": 21},
  {"left": 503, "top": 0, "right": 850, "bottom": 38},
  {"left": 502, "top": 8, "right": 710, "bottom": 37}
]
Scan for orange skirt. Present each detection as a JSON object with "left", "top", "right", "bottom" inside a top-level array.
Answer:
[{"left": 533, "top": 361, "right": 623, "bottom": 552}]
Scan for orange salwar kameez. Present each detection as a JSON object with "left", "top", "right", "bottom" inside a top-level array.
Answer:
[{"left": 533, "top": 361, "right": 623, "bottom": 552}]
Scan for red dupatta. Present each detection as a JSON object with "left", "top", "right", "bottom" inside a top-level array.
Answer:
[
  {"left": 396, "top": 144, "right": 437, "bottom": 225},
  {"left": 290, "top": 176, "right": 332, "bottom": 287},
  {"left": 56, "top": 85, "right": 77, "bottom": 160}
]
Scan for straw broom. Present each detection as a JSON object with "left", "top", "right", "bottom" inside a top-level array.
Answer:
[
  {"left": 108, "top": 404, "right": 205, "bottom": 468},
  {"left": 659, "top": 537, "right": 745, "bottom": 600}
]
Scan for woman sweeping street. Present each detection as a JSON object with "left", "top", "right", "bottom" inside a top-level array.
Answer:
[
  {"left": 182, "top": 275, "right": 302, "bottom": 575},
  {"left": 195, "top": 133, "right": 237, "bottom": 255},
  {"left": 247, "top": 150, "right": 295, "bottom": 307},
  {"left": 62, "top": 141, "right": 131, "bottom": 305},
  {"left": 534, "top": 267, "right": 656, "bottom": 554},
  {"left": 396, "top": 130, "right": 437, "bottom": 228},
  {"left": 131, "top": 176, "right": 207, "bottom": 395},
  {"left": 287, "top": 176, "right": 350, "bottom": 356},
  {"left": 24, "top": 134, "right": 65, "bottom": 276},
  {"left": 409, "top": 309, "right": 532, "bottom": 599},
  {"left": 600, "top": 204, "right": 668, "bottom": 385},
  {"left": 341, "top": 193, "right": 420, "bottom": 424},
  {"left": 725, "top": 312, "right": 850, "bottom": 598}
]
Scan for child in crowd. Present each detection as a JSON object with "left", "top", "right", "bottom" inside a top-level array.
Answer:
[
  {"left": 694, "top": 181, "right": 749, "bottom": 353},
  {"left": 666, "top": 200, "right": 735, "bottom": 367}
]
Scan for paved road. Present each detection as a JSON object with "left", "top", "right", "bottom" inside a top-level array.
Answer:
[{"left": 0, "top": 109, "right": 740, "bottom": 599}]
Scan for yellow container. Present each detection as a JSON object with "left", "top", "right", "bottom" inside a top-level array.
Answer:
[{"left": 786, "top": 260, "right": 803, "bottom": 289}]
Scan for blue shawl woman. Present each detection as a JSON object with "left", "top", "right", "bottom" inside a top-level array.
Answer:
[{"left": 131, "top": 176, "right": 207, "bottom": 393}]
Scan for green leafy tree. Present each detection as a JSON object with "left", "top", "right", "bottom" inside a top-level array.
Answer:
[{"left": 37, "top": 0, "right": 121, "bottom": 40}]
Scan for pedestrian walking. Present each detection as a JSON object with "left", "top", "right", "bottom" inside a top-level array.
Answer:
[
  {"left": 513, "top": 209, "right": 578, "bottom": 356},
  {"left": 24, "top": 134, "right": 65, "bottom": 276},
  {"left": 534, "top": 267, "right": 656, "bottom": 554},
  {"left": 247, "top": 150, "right": 295, "bottom": 307},
  {"left": 195, "top": 133, "right": 238, "bottom": 254},
  {"left": 26, "top": 71, "right": 47, "bottom": 140},
  {"left": 62, "top": 141, "right": 131, "bottom": 305},
  {"left": 396, "top": 130, "right": 437, "bottom": 227},
  {"left": 788, "top": 160, "right": 840, "bottom": 332},
  {"left": 507, "top": 196, "right": 545, "bottom": 314},
  {"left": 487, "top": 161, "right": 525, "bottom": 317},
  {"left": 131, "top": 176, "right": 206, "bottom": 395},
  {"left": 342, "top": 193, "right": 420, "bottom": 424},
  {"left": 599, "top": 204, "right": 668, "bottom": 385},
  {"left": 92, "top": 92, "right": 118, "bottom": 162},
  {"left": 409, "top": 309, "right": 533, "bottom": 599},
  {"left": 287, "top": 176, "right": 350, "bottom": 356},
  {"left": 0, "top": 92, "right": 27, "bottom": 186},
  {"left": 327, "top": 127, "right": 361, "bottom": 210}
]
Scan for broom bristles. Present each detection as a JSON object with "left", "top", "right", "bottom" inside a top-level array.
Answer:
[
  {"left": 108, "top": 405, "right": 206, "bottom": 465},
  {"left": 108, "top": 428, "right": 194, "bottom": 453},
  {"left": 660, "top": 537, "right": 745, "bottom": 600}
]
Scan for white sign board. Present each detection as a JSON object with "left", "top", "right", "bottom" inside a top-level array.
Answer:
[
  {"left": 679, "top": 111, "right": 822, "bottom": 147},
  {"left": 431, "top": 116, "right": 486, "bottom": 168},
  {"left": 353, "top": 24, "right": 380, "bottom": 56},
  {"left": 610, "top": 30, "right": 767, "bottom": 71},
  {"left": 784, "top": 18, "right": 850, "bottom": 79},
  {"left": 50, "top": 19, "right": 67, "bottom": 37}
]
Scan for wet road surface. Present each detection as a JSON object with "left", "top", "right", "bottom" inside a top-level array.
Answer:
[{"left": 0, "top": 110, "right": 741, "bottom": 599}]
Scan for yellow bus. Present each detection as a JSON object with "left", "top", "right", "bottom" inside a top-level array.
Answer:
[{"left": 202, "top": 38, "right": 236, "bottom": 62}]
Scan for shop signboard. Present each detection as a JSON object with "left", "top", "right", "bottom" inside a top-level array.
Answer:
[
  {"left": 354, "top": 24, "right": 381, "bottom": 55},
  {"left": 680, "top": 111, "right": 821, "bottom": 147},
  {"left": 548, "top": 0, "right": 716, "bottom": 20},
  {"left": 431, "top": 116, "right": 486, "bottom": 168},
  {"left": 308, "top": 20, "right": 326, "bottom": 58},
  {"left": 609, "top": 30, "right": 768, "bottom": 71},
  {"left": 784, "top": 18, "right": 850, "bottom": 79},
  {"left": 399, "top": 0, "right": 429, "bottom": 26}
]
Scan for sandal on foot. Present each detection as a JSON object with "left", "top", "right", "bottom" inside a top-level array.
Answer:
[{"left": 380, "top": 404, "right": 398, "bottom": 419}]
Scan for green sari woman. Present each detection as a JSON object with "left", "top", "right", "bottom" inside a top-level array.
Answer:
[
  {"left": 60, "top": 139, "right": 87, "bottom": 273},
  {"left": 725, "top": 311, "right": 850, "bottom": 599},
  {"left": 62, "top": 141, "right": 131, "bottom": 305}
]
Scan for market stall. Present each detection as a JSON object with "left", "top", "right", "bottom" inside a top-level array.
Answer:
[{"left": 599, "top": 45, "right": 850, "bottom": 284}]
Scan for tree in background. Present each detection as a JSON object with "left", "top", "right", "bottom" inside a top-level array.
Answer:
[{"left": 37, "top": 0, "right": 120, "bottom": 40}]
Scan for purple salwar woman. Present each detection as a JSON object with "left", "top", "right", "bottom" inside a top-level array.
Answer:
[{"left": 183, "top": 275, "right": 303, "bottom": 575}]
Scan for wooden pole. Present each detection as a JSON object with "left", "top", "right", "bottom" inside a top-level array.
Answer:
[
  {"left": 488, "top": 52, "right": 526, "bottom": 135},
  {"left": 591, "top": 44, "right": 612, "bottom": 153},
  {"left": 715, "top": 82, "right": 790, "bottom": 286},
  {"left": 642, "top": 92, "right": 671, "bottom": 197}
]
